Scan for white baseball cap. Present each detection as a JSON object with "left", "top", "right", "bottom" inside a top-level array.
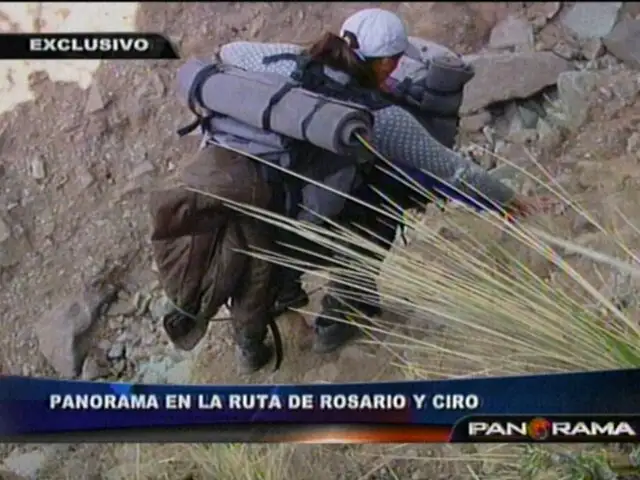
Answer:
[{"left": 340, "top": 8, "right": 421, "bottom": 60}]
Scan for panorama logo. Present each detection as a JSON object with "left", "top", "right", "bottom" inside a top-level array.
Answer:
[
  {"left": 527, "top": 417, "right": 552, "bottom": 441},
  {"left": 468, "top": 417, "right": 637, "bottom": 440}
]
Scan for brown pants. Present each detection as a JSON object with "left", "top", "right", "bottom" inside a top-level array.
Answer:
[{"left": 150, "top": 145, "right": 277, "bottom": 348}]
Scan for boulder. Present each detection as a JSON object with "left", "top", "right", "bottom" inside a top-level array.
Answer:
[
  {"left": 527, "top": 2, "right": 562, "bottom": 23},
  {"left": 556, "top": 71, "right": 601, "bottom": 130},
  {"left": 461, "top": 52, "right": 572, "bottom": 114},
  {"left": 604, "top": 18, "right": 640, "bottom": 69},
  {"left": 489, "top": 16, "right": 534, "bottom": 50},
  {"left": 561, "top": 2, "right": 622, "bottom": 40},
  {"left": 35, "top": 278, "right": 118, "bottom": 378}
]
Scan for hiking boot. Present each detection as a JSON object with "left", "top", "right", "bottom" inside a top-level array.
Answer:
[
  {"left": 312, "top": 294, "right": 383, "bottom": 353},
  {"left": 273, "top": 280, "right": 309, "bottom": 313},
  {"left": 235, "top": 342, "right": 273, "bottom": 374},
  {"left": 163, "top": 312, "right": 209, "bottom": 351},
  {"left": 312, "top": 315, "right": 362, "bottom": 354}
]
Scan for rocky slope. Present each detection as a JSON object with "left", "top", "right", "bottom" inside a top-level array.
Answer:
[{"left": 2, "top": 2, "right": 640, "bottom": 479}]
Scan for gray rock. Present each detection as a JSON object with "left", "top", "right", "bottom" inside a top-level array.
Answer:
[
  {"left": 561, "top": 2, "right": 622, "bottom": 40},
  {"left": 80, "top": 356, "right": 109, "bottom": 380},
  {"left": 76, "top": 166, "right": 95, "bottom": 190},
  {"left": 149, "top": 294, "right": 175, "bottom": 321},
  {"left": 604, "top": 18, "right": 640, "bottom": 68},
  {"left": 489, "top": 16, "right": 534, "bottom": 50},
  {"left": 30, "top": 156, "right": 46, "bottom": 180},
  {"left": 528, "top": 2, "right": 562, "bottom": 22},
  {"left": 503, "top": 102, "right": 538, "bottom": 136},
  {"left": 460, "top": 143, "right": 496, "bottom": 170},
  {"left": 130, "top": 160, "right": 155, "bottom": 179},
  {"left": 3, "top": 449, "right": 49, "bottom": 480},
  {"left": 461, "top": 52, "right": 572, "bottom": 114},
  {"left": 493, "top": 102, "right": 517, "bottom": 138},
  {"left": 572, "top": 213, "right": 599, "bottom": 235},
  {"left": 506, "top": 128, "right": 538, "bottom": 145},
  {"left": 166, "top": 359, "right": 195, "bottom": 384},
  {"left": 609, "top": 70, "right": 640, "bottom": 103},
  {"left": 35, "top": 278, "right": 118, "bottom": 378},
  {"left": 0, "top": 217, "right": 10, "bottom": 243},
  {"left": 595, "top": 53, "right": 624, "bottom": 70},
  {"left": 518, "top": 104, "right": 539, "bottom": 129},
  {"left": 556, "top": 71, "right": 601, "bottom": 130},
  {"left": 106, "top": 295, "right": 137, "bottom": 317},
  {"left": 627, "top": 132, "right": 640, "bottom": 156},
  {"left": 459, "top": 110, "right": 492, "bottom": 132},
  {"left": 0, "top": 221, "right": 29, "bottom": 268},
  {"left": 135, "top": 357, "right": 169, "bottom": 383},
  {"left": 581, "top": 38, "right": 606, "bottom": 61},
  {"left": 135, "top": 355, "right": 195, "bottom": 384},
  {"left": 537, "top": 118, "right": 563, "bottom": 151},
  {"left": 482, "top": 125, "right": 496, "bottom": 147},
  {"left": 490, "top": 143, "right": 532, "bottom": 180},
  {"left": 552, "top": 41, "right": 581, "bottom": 60},
  {"left": 107, "top": 342, "right": 125, "bottom": 360},
  {"left": 84, "top": 84, "right": 106, "bottom": 114},
  {"left": 507, "top": 103, "right": 525, "bottom": 135},
  {"left": 111, "top": 359, "right": 127, "bottom": 377}
]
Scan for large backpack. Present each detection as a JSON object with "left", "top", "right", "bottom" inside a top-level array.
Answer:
[
  {"left": 384, "top": 38, "right": 475, "bottom": 149},
  {"left": 175, "top": 56, "right": 378, "bottom": 223}
]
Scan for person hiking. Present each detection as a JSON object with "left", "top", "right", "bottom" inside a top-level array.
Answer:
[{"left": 149, "top": 8, "right": 548, "bottom": 374}]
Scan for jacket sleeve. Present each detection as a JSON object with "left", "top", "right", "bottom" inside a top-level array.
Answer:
[{"left": 371, "top": 105, "right": 516, "bottom": 209}]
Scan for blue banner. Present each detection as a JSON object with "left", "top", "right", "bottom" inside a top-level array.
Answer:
[{"left": 0, "top": 369, "right": 637, "bottom": 442}]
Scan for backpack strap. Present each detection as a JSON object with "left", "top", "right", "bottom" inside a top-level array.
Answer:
[
  {"left": 177, "top": 63, "right": 222, "bottom": 137},
  {"left": 261, "top": 82, "right": 297, "bottom": 131},
  {"left": 262, "top": 53, "right": 383, "bottom": 219},
  {"left": 263, "top": 53, "right": 300, "bottom": 65}
]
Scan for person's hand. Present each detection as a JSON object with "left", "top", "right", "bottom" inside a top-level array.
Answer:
[{"left": 503, "top": 194, "right": 555, "bottom": 221}]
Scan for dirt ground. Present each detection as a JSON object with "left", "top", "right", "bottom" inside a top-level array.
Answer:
[
  {"left": 0, "top": 0, "right": 526, "bottom": 379},
  {"left": 0, "top": 0, "right": 526, "bottom": 396},
  {"left": 1, "top": 2, "right": 640, "bottom": 479}
]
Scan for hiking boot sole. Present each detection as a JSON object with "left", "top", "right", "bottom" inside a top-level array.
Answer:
[{"left": 312, "top": 324, "right": 361, "bottom": 354}]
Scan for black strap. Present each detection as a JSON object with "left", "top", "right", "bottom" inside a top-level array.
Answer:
[
  {"left": 176, "top": 64, "right": 221, "bottom": 137},
  {"left": 289, "top": 55, "right": 392, "bottom": 111},
  {"left": 300, "top": 98, "right": 329, "bottom": 142},
  {"left": 292, "top": 57, "right": 322, "bottom": 88},
  {"left": 396, "top": 78, "right": 413, "bottom": 96},
  {"left": 263, "top": 53, "right": 300, "bottom": 65},
  {"left": 261, "top": 83, "right": 296, "bottom": 131}
]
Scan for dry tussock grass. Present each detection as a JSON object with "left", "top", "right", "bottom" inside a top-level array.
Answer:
[{"left": 110, "top": 142, "right": 640, "bottom": 479}]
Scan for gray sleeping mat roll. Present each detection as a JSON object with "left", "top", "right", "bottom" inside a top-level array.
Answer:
[{"left": 176, "top": 58, "right": 374, "bottom": 156}]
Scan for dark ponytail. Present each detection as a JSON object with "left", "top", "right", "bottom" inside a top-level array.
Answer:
[{"left": 304, "top": 32, "right": 378, "bottom": 89}]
